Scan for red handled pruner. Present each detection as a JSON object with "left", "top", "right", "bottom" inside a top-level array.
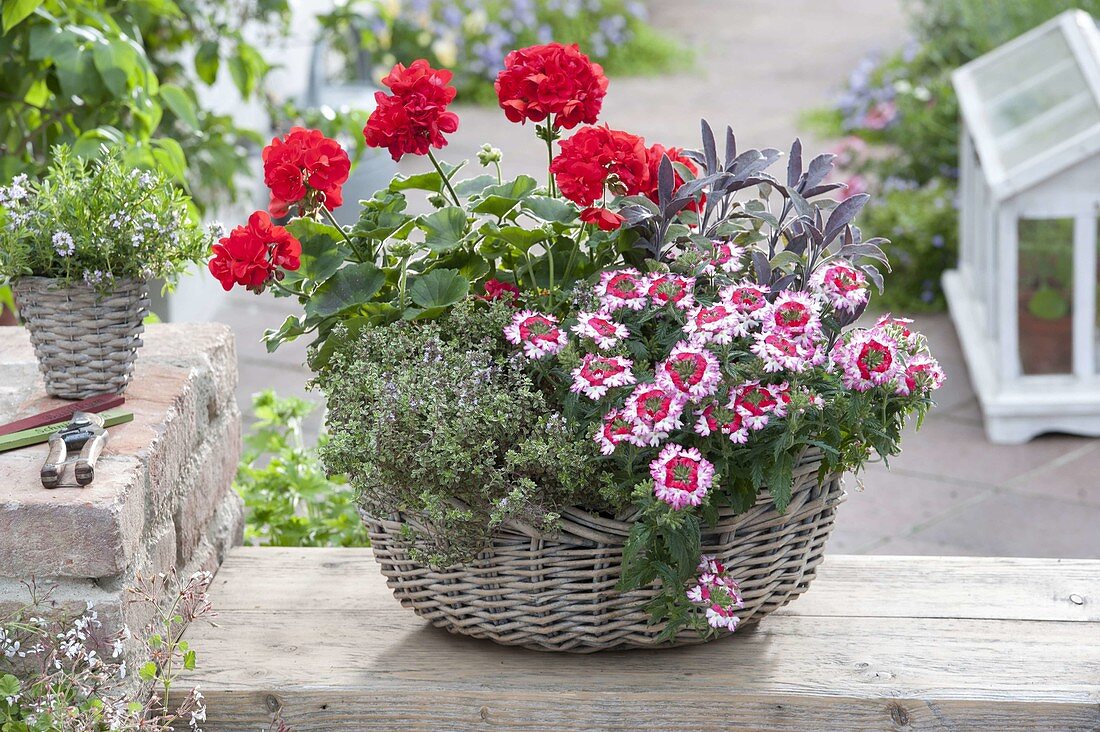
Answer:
[{"left": 40, "top": 412, "right": 108, "bottom": 488}]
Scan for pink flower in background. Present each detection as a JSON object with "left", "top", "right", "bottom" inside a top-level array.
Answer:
[
  {"left": 811, "top": 262, "right": 870, "bottom": 313},
  {"left": 838, "top": 174, "right": 868, "bottom": 201},
  {"left": 830, "top": 136, "right": 868, "bottom": 169},
  {"left": 646, "top": 273, "right": 696, "bottom": 310},
  {"left": 503, "top": 310, "right": 567, "bottom": 360},
  {"left": 861, "top": 100, "right": 897, "bottom": 130},
  {"left": 571, "top": 311, "right": 628, "bottom": 350},
  {"left": 596, "top": 268, "right": 647, "bottom": 311},
  {"left": 650, "top": 444, "right": 714, "bottom": 510},
  {"left": 570, "top": 354, "right": 636, "bottom": 400},
  {"left": 656, "top": 342, "right": 722, "bottom": 401}
]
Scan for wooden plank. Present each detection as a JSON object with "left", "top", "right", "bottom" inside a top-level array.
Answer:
[
  {"left": 179, "top": 549, "right": 1100, "bottom": 731},
  {"left": 208, "top": 548, "right": 1100, "bottom": 622}
]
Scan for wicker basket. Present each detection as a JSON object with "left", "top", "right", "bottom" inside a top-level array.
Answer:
[
  {"left": 12, "top": 277, "right": 149, "bottom": 400},
  {"left": 365, "top": 450, "right": 845, "bottom": 652}
]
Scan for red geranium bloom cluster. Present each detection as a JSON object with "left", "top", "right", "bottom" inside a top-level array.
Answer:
[
  {"left": 495, "top": 43, "right": 608, "bottom": 130},
  {"left": 262, "top": 127, "right": 350, "bottom": 216},
  {"left": 208, "top": 211, "right": 301, "bottom": 292},
  {"left": 364, "top": 59, "right": 459, "bottom": 162},
  {"left": 550, "top": 125, "right": 651, "bottom": 206}
]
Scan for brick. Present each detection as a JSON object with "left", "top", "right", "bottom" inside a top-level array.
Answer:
[
  {"left": 0, "top": 453, "right": 145, "bottom": 577},
  {"left": 173, "top": 413, "right": 241, "bottom": 564}
]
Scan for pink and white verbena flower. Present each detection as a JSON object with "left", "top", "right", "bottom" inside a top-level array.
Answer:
[
  {"left": 571, "top": 310, "right": 629, "bottom": 349},
  {"left": 897, "top": 354, "right": 945, "bottom": 396},
  {"left": 623, "top": 383, "right": 686, "bottom": 445},
  {"left": 811, "top": 262, "right": 870, "bottom": 313},
  {"left": 704, "top": 240, "right": 744, "bottom": 275},
  {"left": 875, "top": 314, "right": 920, "bottom": 349},
  {"left": 646, "top": 273, "right": 696, "bottom": 310},
  {"left": 655, "top": 342, "right": 722, "bottom": 401},
  {"left": 687, "top": 555, "right": 743, "bottom": 632},
  {"left": 683, "top": 302, "right": 740, "bottom": 345},
  {"left": 729, "top": 380, "right": 790, "bottom": 430},
  {"left": 570, "top": 354, "right": 636, "bottom": 400},
  {"left": 503, "top": 310, "right": 567, "bottom": 360},
  {"left": 751, "top": 332, "right": 825, "bottom": 373},
  {"left": 719, "top": 281, "right": 770, "bottom": 336},
  {"left": 832, "top": 328, "right": 902, "bottom": 391},
  {"left": 650, "top": 444, "right": 715, "bottom": 510},
  {"left": 694, "top": 401, "right": 749, "bottom": 444},
  {"left": 596, "top": 268, "right": 647, "bottom": 311},
  {"left": 595, "top": 408, "right": 636, "bottom": 455},
  {"left": 761, "top": 290, "right": 823, "bottom": 341}
]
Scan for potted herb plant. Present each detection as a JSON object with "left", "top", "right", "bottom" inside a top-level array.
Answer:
[
  {"left": 212, "top": 43, "right": 944, "bottom": 650},
  {"left": 0, "top": 148, "right": 210, "bottom": 399}
]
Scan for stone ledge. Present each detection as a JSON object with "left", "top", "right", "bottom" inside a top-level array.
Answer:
[{"left": 0, "top": 323, "right": 244, "bottom": 638}]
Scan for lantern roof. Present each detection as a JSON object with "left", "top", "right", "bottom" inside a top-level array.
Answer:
[{"left": 953, "top": 10, "right": 1100, "bottom": 201}]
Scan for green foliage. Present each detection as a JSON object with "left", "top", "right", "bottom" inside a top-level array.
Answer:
[
  {"left": 262, "top": 153, "right": 614, "bottom": 369},
  {"left": 0, "top": 0, "right": 290, "bottom": 207},
  {"left": 0, "top": 146, "right": 210, "bottom": 287},
  {"left": 810, "top": 0, "right": 1100, "bottom": 311},
  {"left": 314, "top": 0, "right": 687, "bottom": 105},
  {"left": 236, "top": 390, "right": 370, "bottom": 548},
  {"left": 313, "top": 300, "right": 615, "bottom": 565}
]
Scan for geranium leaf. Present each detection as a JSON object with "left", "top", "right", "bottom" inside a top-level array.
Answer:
[
  {"left": 409, "top": 268, "right": 469, "bottom": 309},
  {"left": 419, "top": 207, "right": 469, "bottom": 253},
  {"left": 305, "top": 262, "right": 385, "bottom": 319},
  {"left": 284, "top": 218, "right": 347, "bottom": 285},
  {"left": 520, "top": 196, "right": 577, "bottom": 224}
]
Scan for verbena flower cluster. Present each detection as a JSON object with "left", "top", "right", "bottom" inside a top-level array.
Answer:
[
  {"left": 0, "top": 147, "right": 210, "bottom": 290},
  {"left": 505, "top": 244, "right": 943, "bottom": 522},
  {"left": 0, "top": 572, "right": 216, "bottom": 732}
]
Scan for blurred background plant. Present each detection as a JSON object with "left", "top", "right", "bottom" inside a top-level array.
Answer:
[
  {"left": 235, "top": 390, "right": 370, "bottom": 548},
  {"left": 806, "top": 0, "right": 1100, "bottom": 311},
  {"left": 313, "top": 0, "right": 685, "bottom": 105}
]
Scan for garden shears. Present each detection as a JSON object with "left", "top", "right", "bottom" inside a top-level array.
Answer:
[{"left": 40, "top": 412, "right": 109, "bottom": 488}]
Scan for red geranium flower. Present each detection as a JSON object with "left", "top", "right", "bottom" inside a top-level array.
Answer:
[
  {"left": 580, "top": 205, "right": 625, "bottom": 231},
  {"left": 479, "top": 278, "right": 520, "bottom": 303},
  {"left": 644, "top": 143, "right": 702, "bottom": 211},
  {"left": 262, "top": 127, "right": 350, "bottom": 214},
  {"left": 550, "top": 125, "right": 651, "bottom": 206},
  {"left": 364, "top": 59, "right": 460, "bottom": 161},
  {"left": 495, "top": 43, "right": 608, "bottom": 130},
  {"left": 208, "top": 211, "right": 301, "bottom": 292}
]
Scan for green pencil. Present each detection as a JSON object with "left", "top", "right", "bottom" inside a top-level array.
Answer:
[{"left": 0, "top": 410, "right": 135, "bottom": 453}]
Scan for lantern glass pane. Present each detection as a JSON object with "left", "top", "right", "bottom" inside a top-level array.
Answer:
[
  {"left": 969, "top": 26, "right": 1100, "bottom": 175},
  {"left": 1017, "top": 218, "right": 1074, "bottom": 375}
]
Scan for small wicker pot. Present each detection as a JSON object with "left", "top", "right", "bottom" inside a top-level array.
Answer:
[
  {"left": 12, "top": 277, "right": 149, "bottom": 399},
  {"left": 365, "top": 450, "right": 845, "bottom": 652}
]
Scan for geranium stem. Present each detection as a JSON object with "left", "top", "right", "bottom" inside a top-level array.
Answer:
[
  {"left": 428, "top": 150, "right": 461, "bottom": 206},
  {"left": 544, "top": 118, "right": 557, "bottom": 197},
  {"left": 319, "top": 204, "right": 371, "bottom": 262}
]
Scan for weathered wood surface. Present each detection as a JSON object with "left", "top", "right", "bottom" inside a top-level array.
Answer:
[{"left": 178, "top": 548, "right": 1100, "bottom": 731}]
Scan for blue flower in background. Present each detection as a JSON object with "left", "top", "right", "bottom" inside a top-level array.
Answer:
[
  {"left": 931, "top": 235, "right": 945, "bottom": 249},
  {"left": 537, "top": 24, "right": 554, "bottom": 43}
]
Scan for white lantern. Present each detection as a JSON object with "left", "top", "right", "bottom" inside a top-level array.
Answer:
[{"left": 945, "top": 9, "right": 1100, "bottom": 444}]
